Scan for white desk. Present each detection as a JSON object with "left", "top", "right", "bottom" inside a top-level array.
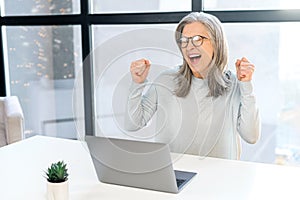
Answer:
[{"left": 0, "top": 136, "right": 299, "bottom": 200}]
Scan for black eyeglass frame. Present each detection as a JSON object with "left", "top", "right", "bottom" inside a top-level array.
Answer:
[{"left": 178, "top": 35, "right": 209, "bottom": 48}]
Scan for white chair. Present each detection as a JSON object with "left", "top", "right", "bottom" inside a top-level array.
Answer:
[{"left": 0, "top": 96, "right": 24, "bottom": 147}]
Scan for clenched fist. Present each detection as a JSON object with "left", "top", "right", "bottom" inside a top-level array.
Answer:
[
  {"left": 130, "top": 58, "right": 151, "bottom": 83},
  {"left": 235, "top": 57, "right": 255, "bottom": 82}
]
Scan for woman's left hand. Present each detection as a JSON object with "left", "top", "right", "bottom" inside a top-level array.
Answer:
[{"left": 235, "top": 57, "right": 255, "bottom": 82}]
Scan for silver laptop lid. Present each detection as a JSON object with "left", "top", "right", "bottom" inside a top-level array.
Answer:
[{"left": 85, "top": 136, "right": 179, "bottom": 193}]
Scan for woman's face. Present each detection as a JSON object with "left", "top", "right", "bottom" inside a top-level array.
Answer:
[{"left": 181, "top": 22, "right": 214, "bottom": 78}]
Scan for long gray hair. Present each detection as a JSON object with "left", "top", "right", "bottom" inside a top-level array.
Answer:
[{"left": 174, "top": 12, "right": 231, "bottom": 98}]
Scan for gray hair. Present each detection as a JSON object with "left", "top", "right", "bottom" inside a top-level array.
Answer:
[{"left": 174, "top": 12, "right": 231, "bottom": 98}]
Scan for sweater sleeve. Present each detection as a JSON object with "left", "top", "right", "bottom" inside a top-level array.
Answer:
[
  {"left": 124, "top": 81, "right": 158, "bottom": 131},
  {"left": 237, "top": 81, "right": 261, "bottom": 144}
]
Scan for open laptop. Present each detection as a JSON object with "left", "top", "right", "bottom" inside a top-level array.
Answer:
[{"left": 85, "top": 136, "right": 197, "bottom": 193}]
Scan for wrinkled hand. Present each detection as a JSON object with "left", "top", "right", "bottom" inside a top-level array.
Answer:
[
  {"left": 130, "top": 58, "right": 151, "bottom": 84},
  {"left": 235, "top": 57, "right": 255, "bottom": 82}
]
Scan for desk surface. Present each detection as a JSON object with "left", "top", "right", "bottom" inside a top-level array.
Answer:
[{"left": 0, "top": 136, "right": 299, "bottom": 200}]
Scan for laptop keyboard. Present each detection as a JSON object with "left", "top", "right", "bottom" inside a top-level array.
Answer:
[{"left": 176, "top": 178, "right": 186, "bottom": 188}]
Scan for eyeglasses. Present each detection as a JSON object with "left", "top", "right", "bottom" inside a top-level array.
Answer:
[{"left": 178, "top": 35, "right": 209, "bottom": 48}]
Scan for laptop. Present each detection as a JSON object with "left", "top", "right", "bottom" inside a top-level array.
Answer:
[{"left": 85, "top": 136, "right": 197, "bottom": 193}]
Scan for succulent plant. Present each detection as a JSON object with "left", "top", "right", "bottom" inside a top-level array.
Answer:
[{"left": 45, "top": 161, "right": 69, "bottom": 183}]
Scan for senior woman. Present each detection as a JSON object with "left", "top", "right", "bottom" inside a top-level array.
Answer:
[{"left": 124, "top": 12, "right": 260, "bottom": 159}]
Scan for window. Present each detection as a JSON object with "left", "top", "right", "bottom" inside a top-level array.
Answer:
[
  {"left": 91, "top": 0, "right": 191, "bottom": 14},
  {"left": 2, "top": 25, "right": 82, "bottom": 138},
  {"left": 92, "top": 24, "right": 181, "bottom": 139},
  {"left": 204, "top": 0, "right": 300, "bottom": 11},
  {"left": 1, "top": 0, "right": 80, "bottom": 16}
]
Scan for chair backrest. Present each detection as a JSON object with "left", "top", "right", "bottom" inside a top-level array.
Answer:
[
  {"left": 0, "top": 99, "right": 6, "bottom": 147},
  {"left": 0, "top": 96, "right": 24, "bottom": 147}
]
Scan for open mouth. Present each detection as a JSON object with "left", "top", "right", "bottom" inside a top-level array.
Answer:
[{"left": 188, "top": 54, "right": 201, "bottom": 65}]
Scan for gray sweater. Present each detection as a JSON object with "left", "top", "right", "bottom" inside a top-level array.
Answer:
[{"left": 125, "top": 69, "right": 260, "bottom": 159}]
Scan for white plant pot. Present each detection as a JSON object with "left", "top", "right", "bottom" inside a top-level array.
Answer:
[{"left": 47, "top": 180, "right": 69, "bottom": 200}]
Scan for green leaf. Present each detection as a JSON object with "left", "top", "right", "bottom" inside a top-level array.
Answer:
[{"left": 44, "top": 160, "right": 69, "bottom": 183}]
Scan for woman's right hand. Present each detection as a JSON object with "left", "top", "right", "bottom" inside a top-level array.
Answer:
[{"left": 130, "top": 58, "right": 151, "bottom": 84}]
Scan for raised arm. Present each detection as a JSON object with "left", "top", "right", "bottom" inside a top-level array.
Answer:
[
  {"left": 124, "top": 59, "right": 158, "bottom": 131},
  {"left": 235, "top": 57, "right": 261, "bottom": 143}
]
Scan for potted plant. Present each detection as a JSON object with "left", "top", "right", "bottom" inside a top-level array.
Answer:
[{"left": 45, "top": 161, "right": 69, "bottom": 200}]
